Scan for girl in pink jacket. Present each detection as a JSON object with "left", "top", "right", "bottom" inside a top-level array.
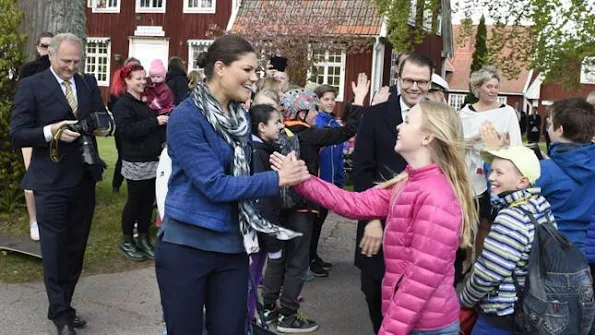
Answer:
[{"left": 272, "top": 101, "right": 478, "bottom": 334}]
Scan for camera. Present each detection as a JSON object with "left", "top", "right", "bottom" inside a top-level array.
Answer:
[{"left": 69, "top": 112, "right": 114, "bottom": 166}]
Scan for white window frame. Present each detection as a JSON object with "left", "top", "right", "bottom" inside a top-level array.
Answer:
[
  {"left": 497, "top": 96, "right": 508, "bottom": 105},
  {"left": 580, "top": 57, "right": 595, "bottom": 84},
  {"left": 136, "top": 0, "right": 166, "bottom": 13},
  {"left": 183, "top": 0, "right": 216, "bottom": 14},
  {"left": 187, "top": 39, "right": 214, "bottom": 74},
  {"left": 448, "top": 93, "right": 466, "bottom": 111},
  {"left": 85, "top": 38, "right": 111, "bottom": 87},
  {"left": 89, "top": 0, "right": 120, "bottom": 13},
  {"left": 309, "top": 49, "right": 346, "bottom": 102},
  {"left": 408, "top": 0, "right": 441, "bottom": 35}
]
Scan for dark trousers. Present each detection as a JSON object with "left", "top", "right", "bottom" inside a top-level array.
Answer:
[
  {"left": 361, "top": 271, "right": 383, "bottom": 334},
  {"left": 263, "top": 211, "right": 313, "bottom": 315},
  {"left": 121, "top": 178, "right": 155, "bottom": 235},
  {"left": 111, "top": 132, "right": 124, "bottom": 190},
  {"left": 310, "top": 208, "right": 328, "bottom": 262},
  {"left": 34, "top": 179, "right": 95, "bottom": 327},
  {"left": 155, "top": 239, "right": 249, "bottom": 335}
]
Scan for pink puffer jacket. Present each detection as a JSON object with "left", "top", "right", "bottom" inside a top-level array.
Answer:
[{"left": 295, "top": 164, "right": 462, "bottom": 334}]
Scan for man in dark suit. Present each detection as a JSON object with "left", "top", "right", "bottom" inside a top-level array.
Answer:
[
  {"left": 352, "top": 53, "right": 433, "bottom": 333},
  {"left": 10, "top": 33, "right": 107, "bottom": 335}
]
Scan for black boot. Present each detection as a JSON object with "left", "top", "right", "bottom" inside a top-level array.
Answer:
[
  {"left": 136, "top": 234, "right": 155, "bottom": 260},
  {"left": 119, "top": 234, "right": 146, "bottom": 262}
]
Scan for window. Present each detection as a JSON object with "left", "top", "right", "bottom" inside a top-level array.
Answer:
[
  {"left": 310, "top": 50, "right": 346, "bottom": 101},
  {"left": 497, "top": 96, "right": 508, "bottom": 105},
  {"left": 184, "top": 0, "right": 215, "bottom": 13},
  {"left": 86, "top": 38, "right": 111, "bottom": 87},
  {"left": 187, "top": 39, "right": 214, "bottom": 74},
  {"left": 408, "top": 0, "right": 442, "bottom": 34},
  {"left": 389, "top": 50, "right": 399, "bottom": 87},
  {"left": 136, "top": 0, "right": 166, "bottom": 13},
  {"left": 448, "top": 93, "right": 466, "bottom": 111},
  {"left": 580, "top": 57, "right": 595, "bottom": 84},
  {"left": 91, "top": 0, "right": 120, "bottom": 13}
]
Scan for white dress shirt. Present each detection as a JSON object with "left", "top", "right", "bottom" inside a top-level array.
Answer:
[{"left": 399, "top": 96, "right": 411, "bottom": 123}]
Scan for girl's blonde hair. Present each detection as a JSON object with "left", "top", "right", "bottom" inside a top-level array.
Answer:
[
  {"left": 188, "top": 70, "right": 203, "bottom": 89},
  {"left": 378, "top": 101, "right": 478, "bottom": 248}
]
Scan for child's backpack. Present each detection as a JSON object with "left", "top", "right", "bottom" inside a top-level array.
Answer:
[
  {"left": 275, "top": 128, "right": 306, "bottom": 209},
  {"left": 512, "top": 208, "right": 595, "bottom": 334}
]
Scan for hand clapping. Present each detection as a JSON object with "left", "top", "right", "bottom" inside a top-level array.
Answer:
[{"left": 270, "top": 151, "right": 310, "bottom": 187}]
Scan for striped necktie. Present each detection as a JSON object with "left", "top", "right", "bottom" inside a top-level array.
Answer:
[{"left": 63, "top": 81, "right": 78, "bottom": 116}]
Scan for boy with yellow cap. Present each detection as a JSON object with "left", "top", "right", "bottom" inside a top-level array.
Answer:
[{"left": 459, "top": 146, "right": 557, "bottom": 334}]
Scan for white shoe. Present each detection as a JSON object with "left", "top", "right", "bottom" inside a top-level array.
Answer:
[{"left": 30, "top": 222, "right": 40, "bottom": 241}]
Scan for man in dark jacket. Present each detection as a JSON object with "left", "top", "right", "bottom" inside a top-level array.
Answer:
[
  {"left": 352, "top": 53, "right": 433, "bottom": 333},
  {"left": 165, "top": 57, "right": 189, "bottom": 105}
]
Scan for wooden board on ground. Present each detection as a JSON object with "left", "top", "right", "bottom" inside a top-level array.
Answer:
[{"left": 0, "top": 233, "right": 42, "bottom": 259}]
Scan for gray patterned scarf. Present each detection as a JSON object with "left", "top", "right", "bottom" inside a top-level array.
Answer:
[{"left": 190, "top": 82, "right": 301, "bottom": 254}]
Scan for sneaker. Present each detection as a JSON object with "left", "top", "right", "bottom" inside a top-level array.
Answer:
[
  {"left": 309, "top": 260, "right": 329, "bottom": 278},
  {"left": 263, "top": 305, "right": 280, "bottom": 325},
  {"left": 315, "top": 256, "right": 332, "bottom": 270},
  {"left": 276, "top": 312, "right": 319, "bottom": 333},
  {"left": 302, "top": 270, "right": 315, "bottom": 282},
  {"left": 30, "top": 222, "right": 39, "bottom": 241}
]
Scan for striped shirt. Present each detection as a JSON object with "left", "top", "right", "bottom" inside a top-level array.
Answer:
[{"left": 459, "top": 188, "right": 556, "bottom": 316}]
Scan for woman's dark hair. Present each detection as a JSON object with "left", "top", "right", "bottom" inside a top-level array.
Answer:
[
  {"left": 196, "top": 34, "right": 255, "bottom": 80},
  {"left": 168, "top": 56, "right": 186, "bottom": 72},
  {"left": 36, "top": 32, "right": 54, "bottom": 45},
  {"left": 249, "top": 104, "right": 278, "bottom": 136}
]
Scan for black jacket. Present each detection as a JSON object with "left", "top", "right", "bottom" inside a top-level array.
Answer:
[
  {"left": 19, "top": 55, "right": 51, "bottom": 79},
  {"left": 10, "top": 70, "right": 106, "bottom": 190},
  {"left": 166, "top": 67, "right": 189, "bottom": 105},
  {"left": 285, "top": 103, "right": 362, "bottom": 211},
  {"left": 352, "top": 95, "right": 408, "bottom": 279},
  {"left": 113, "top": 93, "right": 164, "bottom": 162},
  {"left": 251, "top": 138, "right": 284, "bottom": 252}
]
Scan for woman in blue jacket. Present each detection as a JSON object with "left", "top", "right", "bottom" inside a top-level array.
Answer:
[{"left": 154, "top": 35, "right": 310, "bottom": 335}]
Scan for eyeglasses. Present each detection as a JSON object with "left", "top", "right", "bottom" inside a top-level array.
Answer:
[
  {"left": 38, "top": 44, "right": 50, "bottom": 49},
  {"left": 401, "top": 78, "right": 430, "bottom": 89}
]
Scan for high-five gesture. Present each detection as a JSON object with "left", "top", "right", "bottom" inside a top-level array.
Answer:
[
  {"left": 271, "top": 151, "right": 311, "bottom": 187},
  {"left": 352, "top": 72, "right": 371, "bottom": 106}
]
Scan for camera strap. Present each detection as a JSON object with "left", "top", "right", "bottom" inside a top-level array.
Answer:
[{"left": 49, "top": 125, "right": 70, "bottom": 163}]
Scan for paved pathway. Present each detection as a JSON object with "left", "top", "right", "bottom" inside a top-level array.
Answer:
[{"left": 0, "top": 213, "right": 372, "bottom": 334}]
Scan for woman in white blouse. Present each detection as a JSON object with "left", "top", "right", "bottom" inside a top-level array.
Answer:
[{"left": 459, "top": 66, "right": 522, "bottom": 257}]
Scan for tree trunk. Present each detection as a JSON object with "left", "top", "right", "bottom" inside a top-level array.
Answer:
[{"left": 18, "top": 0, "right": 86, "bottom": 62}]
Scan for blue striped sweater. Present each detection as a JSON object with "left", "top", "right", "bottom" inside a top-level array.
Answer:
[{"left": 459, "top": 188, "right": 556, "bottom": 316}]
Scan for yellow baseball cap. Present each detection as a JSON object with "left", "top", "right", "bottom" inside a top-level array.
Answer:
[{"left": 482, "top": 146, "right": 541, "bottom": 184}]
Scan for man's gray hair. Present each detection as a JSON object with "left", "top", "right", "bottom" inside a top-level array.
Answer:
[{"left": 48, "top": 33, "right": 83, "bottom": 54}]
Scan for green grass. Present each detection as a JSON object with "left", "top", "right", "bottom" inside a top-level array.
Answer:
[{"left": 0, "top": 137, "right": 156, "bottom": 283}]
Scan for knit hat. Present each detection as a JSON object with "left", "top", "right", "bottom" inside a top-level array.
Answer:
[
  {"left": 149, "top": 59, "right": 166, "bottom": 77},
  {"left": 482, "top": 146, "right": 541, "bottom": 184},
  {"left": 281, "top": 88, "right": 319, "bottom": 120}
]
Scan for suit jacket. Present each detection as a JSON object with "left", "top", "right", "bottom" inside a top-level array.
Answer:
[
  {"left": 10, "top": 69, "right": 106, "bottom": 191},
  {"left": 352, "top": 95, "right": 408, "bottom": 279}
]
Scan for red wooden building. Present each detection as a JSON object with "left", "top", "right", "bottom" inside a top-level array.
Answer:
[
  {"left": 229, "top": 0, "right": 452, "bottom": 114},
  {"left": 86, "top": 0, "right": 453, "bottom": 110},
  {"left": 85, "top": 0, "right": 239, "bottom": 102}
]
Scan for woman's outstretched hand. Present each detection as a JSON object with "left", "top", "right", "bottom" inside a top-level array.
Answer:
[{"left": 271, "top": 151, "right": 311, "bottom": 187}]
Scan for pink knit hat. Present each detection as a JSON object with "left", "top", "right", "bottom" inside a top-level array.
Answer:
[{"left": 149, "top": 59, "right": 166, "bottom": 77}]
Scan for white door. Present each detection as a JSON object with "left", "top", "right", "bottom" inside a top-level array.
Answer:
[{"left": 128, "top": 38, "right": 169, "bottom": 71}]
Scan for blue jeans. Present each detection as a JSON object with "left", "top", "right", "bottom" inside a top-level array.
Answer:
[
  {"left": 410, "top": 321, "right": 460, "bottom": 335},
  {"left": 471, "top": 314, "right": 512, "bottom": 335}
]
